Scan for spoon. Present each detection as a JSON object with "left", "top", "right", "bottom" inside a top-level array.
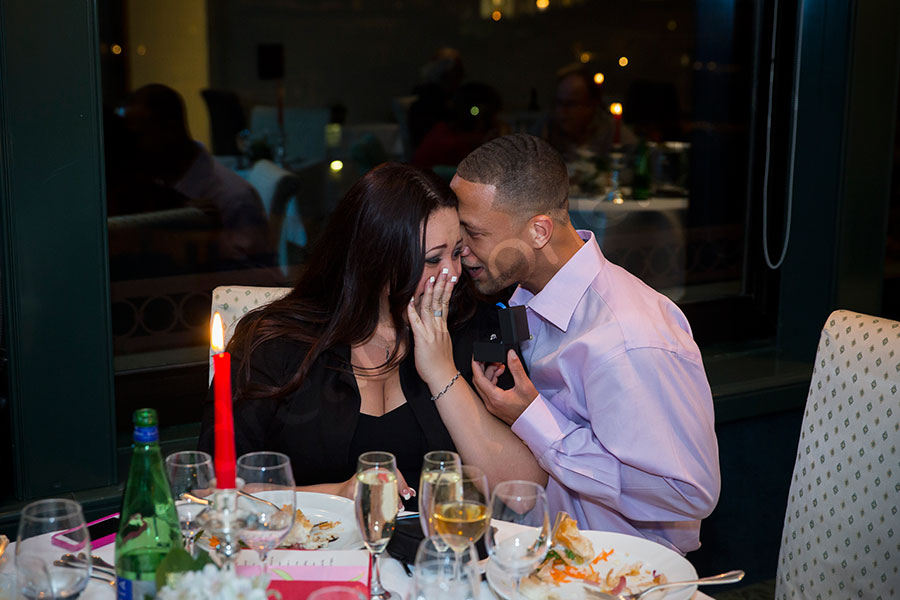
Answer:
[
  {"left": 57, "top": 555, "right": 115, "bottom": 578},
  {"left": 584, "top": 569, "right": 745, "bottom": 600},
  {"left": 52, "top": 560, "right": 116, "bottom": 586},
  {"left": 75, "top": 552, "right": 116, "bottom": 571}
]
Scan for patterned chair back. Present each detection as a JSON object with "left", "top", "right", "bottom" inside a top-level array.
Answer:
[
  {"left": 208, "top": 285, "right": 291, "bottom": 384},
  {"left": 776, "top": 310, "right": 900, "bottom": 599}
]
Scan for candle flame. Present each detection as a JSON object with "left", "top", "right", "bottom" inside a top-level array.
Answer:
[
  {"left": 212, "top": 312, "right": 225, "bottom": 353},
  {"left": 610, "top": 102, "right": 623, "bottom": 116}
]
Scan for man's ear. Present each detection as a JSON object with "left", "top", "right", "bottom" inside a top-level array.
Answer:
[{"left": 528, "top": 214, "right": 554, "bottom": 249}]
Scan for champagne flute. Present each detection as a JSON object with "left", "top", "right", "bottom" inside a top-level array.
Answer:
[
  {"left": 483, "top": 481, "right": 551, "bottom": 600},
  {"left": 430, "top": 465, "right": 489, "bottom": 578},
  {"left": 418, "top": 451, "right": 461, "bottom": 542},
  {"left": 354, "top": 451, "right": 399, "bottom": 600},
  {"left": 236, "top": 451, "right": 296, "bottom": 574},
  {"left": 413, "top": 535, "right": 480, "bottom": 600},
  {"left": 16, "top": 498, "right": 91, "bottom": 599},
  {"left": 165, "top": 450, "right": 215, "bottom": 556}
]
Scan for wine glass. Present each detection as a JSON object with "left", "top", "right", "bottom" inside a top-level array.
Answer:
[
  {"left": 236, "top": 451, "right": 296, "bottom": 574},
  {"left": 16, "top": 498, "right": 91, "bottom": 599},
  {"left": 307, "top": 585, "right": 367, "bottom": 600},
  {"left": 354, "top": 451, "right": 399, "bottom": 600},
  {"left": 430, "top": 465, "right": 489, "bottom": 563},
  {"left": 412, "top": 535, "right": 480, "bottom": 600},
  {"left": 483, "top": 481, "right": 551, "bottom": 599},
  {"left": 165, "top": 450, "right": 215, "bottom": 556},
  {"left": 418, "top": 451, "right": 461, "bottom": 542}
]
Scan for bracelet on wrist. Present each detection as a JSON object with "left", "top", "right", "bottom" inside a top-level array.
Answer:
[{"left": 430, "top": 370, "right": 461, "bottom": 402}]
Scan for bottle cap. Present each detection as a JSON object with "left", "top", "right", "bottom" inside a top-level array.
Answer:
[{"left": 133, "top": 408, "right": 159, "bottom": 443}]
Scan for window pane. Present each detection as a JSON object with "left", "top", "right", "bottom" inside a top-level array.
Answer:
[
  {"left": 0, "top": 266, "right": 12, "bottom": 502},
  {"left": 99, "top": 0, "right": 764, "bottom": 427}
]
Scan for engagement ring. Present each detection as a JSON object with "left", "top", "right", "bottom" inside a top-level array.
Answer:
[{"left": 433, "top": 310, "right": 443, "bottom": 317}]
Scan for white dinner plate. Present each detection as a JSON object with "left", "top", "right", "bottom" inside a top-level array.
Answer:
[
  {"left": 258, "top": 490, "right": 363, "bottom": 551},
  {"left": 485, "top": 528, "right": 697, "bottom": 600},
  {"left": 198, "top": 491, "right": 363, "bottom": 552}
]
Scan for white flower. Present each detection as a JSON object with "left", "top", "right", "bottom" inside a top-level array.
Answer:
[{"left": 157, "top": 564, "right": 272, "bottom": 600}]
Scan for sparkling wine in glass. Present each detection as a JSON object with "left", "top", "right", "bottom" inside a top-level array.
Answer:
[
  {"left": 484, "top": 481, "right": 551, "bottom": 600},
  {"left": 430, "top": 465, "right": 489, "bottom": 555},
  {"left": 354, "top": 451, "right": 399, "bottom": 600},
  {"left": 165, "top": 450, "right": 215, "bottom": 556},
  {"left": 418, "top": 451, "right": 461, "bottom": 542},
  {"left": 16, "top": 498, "right": 91, "bottom": 599},
  {"left": 236, "top": 451, "right": 296, "bottom": 574}
]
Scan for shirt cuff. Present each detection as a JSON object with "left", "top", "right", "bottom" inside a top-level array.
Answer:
[{"left": 511, "top": 393, "right": 566, "bottom": 460}]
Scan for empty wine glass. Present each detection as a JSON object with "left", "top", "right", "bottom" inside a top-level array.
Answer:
[
  {"left": 430, "top": 466, "right": 489, "bottom": 561},
  {"left": 236, "top": 451, "right": 296, "bottom": 574},
  {"left": 418, "top": 451, "right": 461, "bottom": 543},
  {"left": 165, "top": 450, "right": 215, "bottom": 556},
  {"left": 307, "top": 585, "right": 367, "bottom": 600},
  {"left": 354, "top": 451, "right": 399, "bottom": 600},
  {"left": 16, "top": 498, "right": 91, "bottom": 599},
  {"left": 484, "top": 481, "right": 551, "bottom": 600},
  {"left": 412, "top": 535, "right": 480, "bottom": 600}
]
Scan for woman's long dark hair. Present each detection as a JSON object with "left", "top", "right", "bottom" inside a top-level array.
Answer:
[{"left": 230, "top": 162, "right": 475, "bottom": 402}]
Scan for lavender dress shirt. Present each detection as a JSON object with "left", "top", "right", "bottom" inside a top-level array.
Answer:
[{"left": 509, "top": 231, "right": 720, "bottom": 554}]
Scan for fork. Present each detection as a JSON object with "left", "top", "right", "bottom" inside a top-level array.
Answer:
[{"left": 584, "top": 569, "right": 745, "bottom": 599}]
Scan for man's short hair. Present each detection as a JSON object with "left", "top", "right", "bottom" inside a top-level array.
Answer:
[{"left": 456, "top": 133, "right": 569, "bottom": 220}]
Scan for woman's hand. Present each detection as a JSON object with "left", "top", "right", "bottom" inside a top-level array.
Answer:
[
  {"left": 336, "top": 470, "right": 415, "bottom": 512},
  {"left": 406, "top": 269, "right": 458, "bottom": 389}
]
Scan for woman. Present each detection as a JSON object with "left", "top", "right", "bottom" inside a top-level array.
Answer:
[{"left": 198, "top": 162, "right": 544, "bottom": 505}]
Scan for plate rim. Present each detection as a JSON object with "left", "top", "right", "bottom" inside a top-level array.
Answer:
[
  {"left": 240, "top": 490, "right": 362, "bottom": 550},
  {"left": 485, "top": 529, "right": 698, "bottom": 600}
]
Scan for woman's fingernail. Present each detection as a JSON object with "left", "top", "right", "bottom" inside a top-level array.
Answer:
[
  {"left": 401, "top": 489, "right": 412, "bottom": 500},
  {"left": 442, "top": 268, "right": 449, "bottom": 275},
  {"left": 429, "top": 276, "right": 435, "bottom": 283},
  {"left": 450, "top": 276, "right": 458, "bottom": 283}
]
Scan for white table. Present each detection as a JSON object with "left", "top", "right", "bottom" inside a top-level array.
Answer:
[{"left": 0, "top": 541, "right": 715, "bottom": 599}]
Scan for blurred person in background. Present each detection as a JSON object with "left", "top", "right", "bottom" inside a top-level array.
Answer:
[
  {"left": 122, "top": 84, "right": 273, "bottom": 272},
  {"left": 408, "top": 47, "right": 465, "bottom": 152},
  {"left": 533, "top": 64, "right": 637, "bottom": 162},
  {"left": 412, "top": 82, "right": 505, "bottom": 171}
]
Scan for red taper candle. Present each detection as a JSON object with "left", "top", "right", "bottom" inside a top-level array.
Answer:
[{"left": 211, "top": 312, "right": 236, "bottom": 489}]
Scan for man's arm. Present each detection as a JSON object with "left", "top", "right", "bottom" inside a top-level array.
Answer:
[{"left": 477, "top": 346, "right": 720, "bottom": 522}]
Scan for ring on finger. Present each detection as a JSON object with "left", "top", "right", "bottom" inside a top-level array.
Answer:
[{"left": 433, "top": 309, "right": 443, "bottom": 318}]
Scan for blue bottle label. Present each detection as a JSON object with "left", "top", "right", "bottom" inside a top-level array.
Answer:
[
  {"left": 117, "top": 577, "right": 156, "bottom": 600},
  {"left": 133, "top": 426, "right": 158, "bottom": 443}
]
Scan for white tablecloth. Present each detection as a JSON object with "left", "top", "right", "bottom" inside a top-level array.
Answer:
[{"left": 0, "top": 541, "right": 715, "bottom": 599}]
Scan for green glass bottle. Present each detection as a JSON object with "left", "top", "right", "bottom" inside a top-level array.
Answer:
[
  {"left": 115, "top": 408, "right": 182, "bottom": 600},
  {"left": 632, "top": 138, "right": 651, "bottom": 200}
]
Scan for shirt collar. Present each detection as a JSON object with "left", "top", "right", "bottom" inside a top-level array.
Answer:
[{"left": 509, "top": 230, "right": 604, "bottom": 332}]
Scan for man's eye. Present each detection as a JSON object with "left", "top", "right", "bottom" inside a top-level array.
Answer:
[{"left": 452, "top": 248, "right": 462, "bottom": 258}]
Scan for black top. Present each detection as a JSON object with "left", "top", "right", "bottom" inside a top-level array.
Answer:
[
  {"left": 198, "top": 304, "right": 503, "bottom": 493},
  {"left": 350, "top": 403, "right": 427, "bottom": 511}
]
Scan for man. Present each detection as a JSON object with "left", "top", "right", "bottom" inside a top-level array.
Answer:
[
  {"left": 122, "top": 84, "right": 273, "bottom": 271},
  {"left": 452, "top": 134, "right": 719, "bottom": 554},
  {"left": 532, "top": 64, "right": 636, "bottom": 162}
]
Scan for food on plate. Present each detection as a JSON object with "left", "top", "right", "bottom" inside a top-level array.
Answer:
[
  {"left": 208, "top": 507, "right": 341, "bottom": 551},
  {"left": 279, "top": 508, "right": 341, "bottom": 549},
  {"left": 519, "top": 514, "right": 667, "bottom": 599}
]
